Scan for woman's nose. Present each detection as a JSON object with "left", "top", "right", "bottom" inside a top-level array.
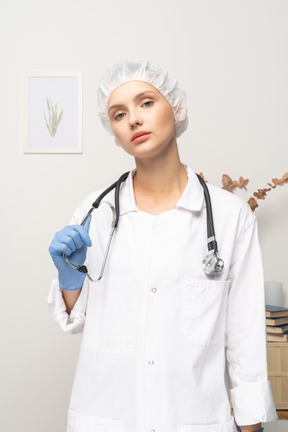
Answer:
[{"left": 129, "top": 111, "right": 143, "bottom": 129}]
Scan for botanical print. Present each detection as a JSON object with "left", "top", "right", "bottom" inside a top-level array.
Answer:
[
  {"left": 43, "top": 97, "right": 64, "bottom": 137},
  {"left": 24, "top": 73, "right": 82, "bottom": 153}
]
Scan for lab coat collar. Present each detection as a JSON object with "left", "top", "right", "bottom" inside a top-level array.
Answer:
[{"left": 118, "top": 164, "right": 204, "bottom": 216}]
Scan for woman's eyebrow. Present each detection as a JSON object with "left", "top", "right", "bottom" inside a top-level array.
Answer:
[{"left": 108, "top": 90, "right": 157, "bottom": 113}]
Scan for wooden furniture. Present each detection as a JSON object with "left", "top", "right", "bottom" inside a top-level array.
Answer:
[{"left": 267, "top": 342, "right": 288, "bottom": 417}]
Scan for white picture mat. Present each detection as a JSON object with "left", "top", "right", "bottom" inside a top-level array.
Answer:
[{"left": 23, "top": 73, "right": 82, "bottom": 153}]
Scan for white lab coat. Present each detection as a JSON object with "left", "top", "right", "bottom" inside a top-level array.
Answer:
[{"left": 48, "top": 164, "right": 278, "bottom": 432}]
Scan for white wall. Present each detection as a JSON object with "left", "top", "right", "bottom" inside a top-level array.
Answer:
[{"left": 0, "top": 0, "right": 287, "bottom": 430}]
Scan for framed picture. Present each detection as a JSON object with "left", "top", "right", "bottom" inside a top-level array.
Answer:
[{"left": 23, "top": 73, "right": 82, "bottom": 153}]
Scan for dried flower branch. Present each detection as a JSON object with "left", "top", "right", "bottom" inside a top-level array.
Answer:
[
  {"left": 267, "top": 172, "right": 288, "bottom": 188},
  {"left": 248, "top": 173, "right": 288, "bottom": 211},
  {"left": 222, "top": 174, "right": 249, "bottom": 192},
  {"left": 199, "top": 172, "right": 288, "bottom": 211},
  {"left": 199, "top": 172, "right": 206, "bottom": 181}
]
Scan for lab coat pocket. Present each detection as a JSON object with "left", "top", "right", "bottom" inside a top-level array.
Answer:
[
  {"left": 67, "top": 409, "right": 125, "bottom": 432},
  {"left": 181, "top": 278, "right": 230, "bottom": 347},
  {"left": 178, "top": 415, "right": 237, "bottom": 431}
]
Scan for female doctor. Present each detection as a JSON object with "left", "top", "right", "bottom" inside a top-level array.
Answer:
[{"left": 48, "top": 59, "right": 277, "bottom": 432}]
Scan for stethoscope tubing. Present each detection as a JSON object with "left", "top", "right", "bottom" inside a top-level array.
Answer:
[
  {"left": 62, "top": 172, "right": 130, "bottom": 281},
  {"left": 196, "top": 174, "right": 218, "bottom": 253},
  {"left": 63, "top": 171, "right": 223, "bottom": 281}
]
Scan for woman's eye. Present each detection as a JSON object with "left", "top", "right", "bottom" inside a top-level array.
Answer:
[
  {"left": 115, "top": 112, "right": 125, "bottom": 120},
  {"left": 113, "top": 101, "right": 153, "bottom": 120},
  {"left": 142, "top": 101, "right": 153, "bottom": 107}
]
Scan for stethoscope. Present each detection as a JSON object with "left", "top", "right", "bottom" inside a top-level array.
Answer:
[{"left": 63, "top": 171, "right": 224, "bottom": 282}]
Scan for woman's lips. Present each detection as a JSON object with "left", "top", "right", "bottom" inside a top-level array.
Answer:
[{"left": 131, "top": 133, "right": 151, "bottom": 143}]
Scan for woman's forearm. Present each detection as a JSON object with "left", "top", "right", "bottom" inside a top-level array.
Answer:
[{"left": 62, "top": 288, "right": 82, "bottom": 315}]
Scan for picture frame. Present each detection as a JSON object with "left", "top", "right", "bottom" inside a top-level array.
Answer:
[{"left": 23, "top": 72, "right": 82, "bottom": 153}]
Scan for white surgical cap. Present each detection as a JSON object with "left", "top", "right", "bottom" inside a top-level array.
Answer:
[{"left": 97, "top": 58, "right": 188, "bottom": 146}]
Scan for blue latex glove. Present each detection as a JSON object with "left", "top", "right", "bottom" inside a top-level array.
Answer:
[
  {"left": 238, "top": 429, "right": 263, "bottom": 432},
  {"left": 49, "top": 216, "right": 92, "bottom": 291}
]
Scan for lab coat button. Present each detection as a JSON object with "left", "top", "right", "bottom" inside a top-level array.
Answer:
[
  {"left": 148, "top": 360, "right": 154, "bottom": 365},
  {"left": 151, "top": 430, "right": 156, "bottom": 432},
  {"left": 152, "top": 288, "right": 157, "bottom": 293}
]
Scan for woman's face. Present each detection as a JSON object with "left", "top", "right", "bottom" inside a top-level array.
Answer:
[{"left": 108, "top": 81, "right": 176, "bottom": 158}]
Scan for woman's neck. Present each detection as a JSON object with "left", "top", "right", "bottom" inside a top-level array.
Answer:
[{"left": 132, "top": 151, "right": 188, "bottom": 212}]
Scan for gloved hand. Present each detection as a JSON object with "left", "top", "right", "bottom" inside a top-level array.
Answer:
[{"left": 49, "top": 216, "right": 92, "bottom": 291}]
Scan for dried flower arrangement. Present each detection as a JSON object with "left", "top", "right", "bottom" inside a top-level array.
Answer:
[{"left": 199, "top": 172, "right": 288, "bottom": 211}]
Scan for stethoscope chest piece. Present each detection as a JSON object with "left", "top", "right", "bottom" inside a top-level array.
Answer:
[{"left": 202, "top": 252, "right": 224, "bottom": 275}]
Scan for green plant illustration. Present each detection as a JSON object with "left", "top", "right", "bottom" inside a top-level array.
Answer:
[{"left": 43, "top": 97, "right": 63, "bottom": 137}]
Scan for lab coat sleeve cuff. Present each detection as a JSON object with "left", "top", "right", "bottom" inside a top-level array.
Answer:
[
  {"left": 230, "top": 379, "right": 278, "bottom": 426},
  {"left": 47, "top": 278, "right": 88, "bottom": 334}
]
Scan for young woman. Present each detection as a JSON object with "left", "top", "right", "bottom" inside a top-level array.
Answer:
[{"left": 48, "top": 59, "right": 277, "bottom": 432}]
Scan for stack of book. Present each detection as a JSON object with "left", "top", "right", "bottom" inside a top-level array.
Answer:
[{"left": 266, "top": 305, "right": 288, "bottom": 342}]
